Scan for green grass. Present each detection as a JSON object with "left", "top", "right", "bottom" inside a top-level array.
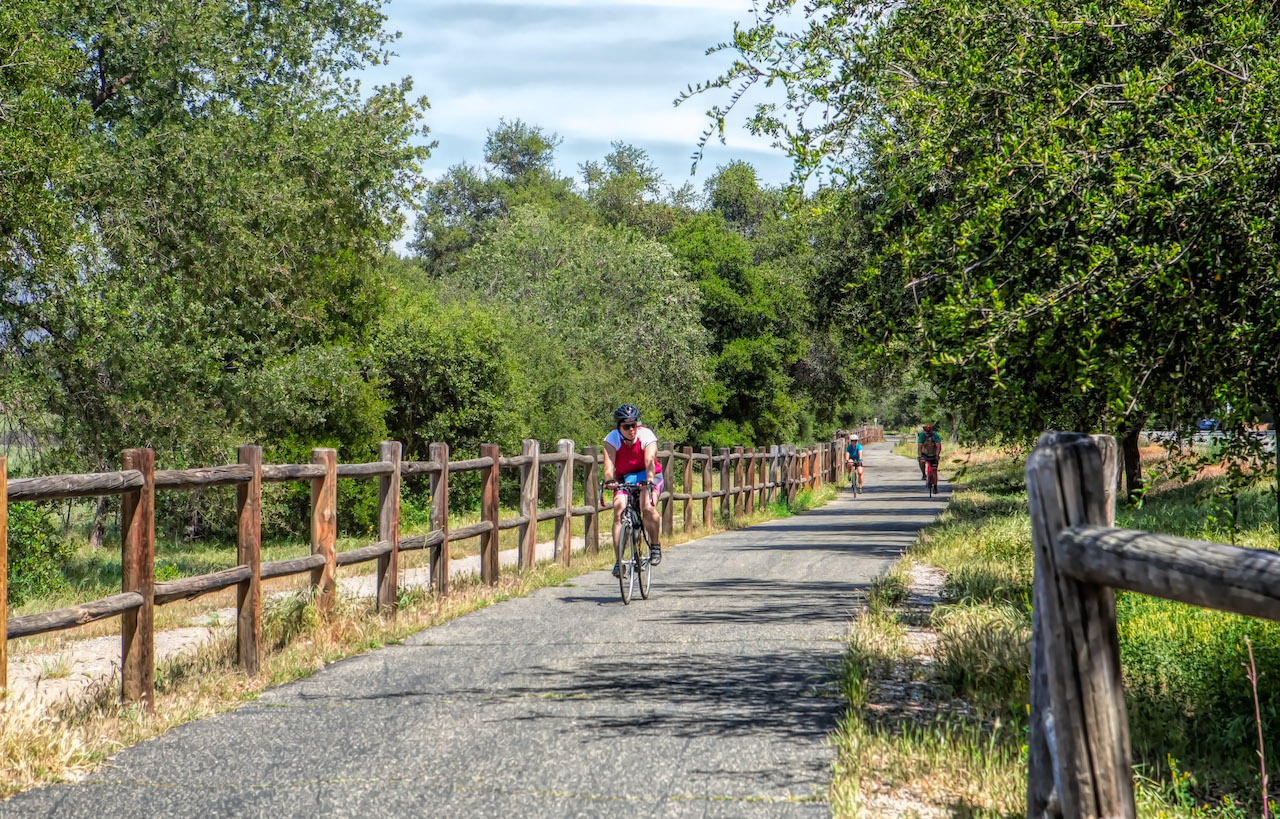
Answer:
[{"left": 831, "top": 443, "right": 1280, "bottom": 816}]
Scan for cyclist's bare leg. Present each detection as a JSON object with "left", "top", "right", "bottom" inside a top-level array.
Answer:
[
  {"left": 856, "top": 464, "right": 864, "bottom": 487},
  {"left": 611, "top": 491, "right": 628, "bottom": 554},
  {"left": 640, "top": 488, "right": 661, "bottom": 546}
]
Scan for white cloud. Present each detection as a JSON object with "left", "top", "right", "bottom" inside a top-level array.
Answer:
[{"left": 368, "top": 0, "right": 798, "bottom": 201}]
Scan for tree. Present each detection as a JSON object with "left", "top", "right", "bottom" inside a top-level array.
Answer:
[
  {"left": 449, "top": 204, "right": 711, "bottom": 443},
  {"left": 692, "top": 0, "right": 1280, "bottom": 452},
  {"left": 3, "top": 0, "right": 431, "bottom": 519},
  {"left": 411, "top": 119, "right": 584, "bottom": 272}
]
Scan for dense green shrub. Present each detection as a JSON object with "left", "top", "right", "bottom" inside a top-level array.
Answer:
[{"left": 6, "top": 502, "right": 71, "bottom": 605}]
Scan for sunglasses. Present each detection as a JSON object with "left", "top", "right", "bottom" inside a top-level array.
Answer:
[{"left": 620, "top": 423, "right": 638, "bottom": 430}]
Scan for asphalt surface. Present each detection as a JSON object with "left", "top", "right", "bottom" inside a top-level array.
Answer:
[{"left": 2, "top": 439, "right": 948, "bottom": 818}]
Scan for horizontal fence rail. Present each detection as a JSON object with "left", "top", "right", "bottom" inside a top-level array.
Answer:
[{"left": 1, "top": 427, "right": 882, "bottom": 704}]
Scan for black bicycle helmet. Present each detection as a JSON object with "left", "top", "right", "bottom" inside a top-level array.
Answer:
[{"left": 613, "top": 404, "right": 640, "bottom": 425}]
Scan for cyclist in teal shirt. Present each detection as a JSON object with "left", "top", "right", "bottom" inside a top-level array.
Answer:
[{"left": 845, "top": 434, "right": 864, "bottom": 489}]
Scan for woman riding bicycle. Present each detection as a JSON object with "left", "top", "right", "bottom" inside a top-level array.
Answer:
[
  {"left": 845, "top": 433, "right": 864, "bottom": 489},
  {"left": 602, "top": 404, "right": 663, "bottom": 576}
]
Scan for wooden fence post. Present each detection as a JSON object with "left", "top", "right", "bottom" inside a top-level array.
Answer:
[
  {"left": 377, "top": 441, "right": 402, "bottom": 612},
  {"left": 236, "top": 445, "right": 262, "bottom": 675},
  {"left": 121, "top": 447, "right": 155, "bottom": 709},
  {"left": 701, "top": 446, "right": 713, "bottom": 529},
  {"left": 430, "top": 442, "right": 450, "bottom": 595},
  {"left": 0, "top": 455, "right": 6, "bottom": 694},
  {"left": 759, "top": 448, "right": 768, "bottom": 507},
  {"left": 783, "top": 445, "right": 793, "bottom": 501},
  {"left": 310, "top": 448, "right": 337, "bottom": 614},
  {"left": 518, "top": 439, "right": 539, "bottom": 569},
  {"left": 1026, "top": 433, "right": 1131, "bottom": 819},
  {"left": 479, "top": 443, "right": 500, "bottom": 585},
  {"left": 744, "top": 447, "right": 756, "bottom": 516},
  {"left": 732, "top": 445, "right": 744, "bottom": 517},
  {"left": 583, "top": 445, "right": 600, "bottom": 555},
  {"left": 719, "top": 448, "right": 731, "bottom": 523},
  {"left": 682, "top": 446, "right": 693, "bottom": 534},
  {"left": 829, "top": 441, "right": 838, "bottom": 484},
  {"left": 660, "top": 442, "right": 674, "bottom": 538},
  {"left": 555, "top": 439, "right": 574, "bottom": 566}
]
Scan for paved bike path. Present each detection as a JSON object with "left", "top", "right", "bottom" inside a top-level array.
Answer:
[{"left": 2, "top": 440, "right": 948, "bottom": 817}]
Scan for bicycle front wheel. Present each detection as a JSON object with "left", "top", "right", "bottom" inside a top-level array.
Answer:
[
  {"left": 618, "top": 518, "right": 636, "bottom": 605},
  {"left": 636, "top": 525, "right": 652, "bottom": 600}
]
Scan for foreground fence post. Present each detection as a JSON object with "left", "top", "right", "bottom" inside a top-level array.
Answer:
[
  {"left": 121, "top": 447, "right": 155, "bottom": 709},
  {"left": 1026, "top": 432, "right": 1130, "bottom": 819},
  {"left": 682, "top": 446, "right": 693, "bottom": 534},
  {"left": 479, "top": 443, "right": 500, "bottom": 585},
  {"left": 555, "top": 439, "right": 574, "bottom": 566},
  {"left": 518, "top": 439, "right": 539, "bottom": 569},
  {"left": 430, "top": 442, "right": 450, "bottom": 594},
  {"left": 1, "top": 455, "right": 7, "bottom": 694},
  {"left": 377, "top": 441, "right": 401, "bottom": 612},
  {"left": 700, "top": 447, "right": 713, "bottom": 529},
  {"left": 310, "top": 448, "right": 337, "bottom": 614},
  {"left": 236, "top": 445, "right": 262, "bottom": 675},
  {"left": 788, "top": 446, "right": 799, "bottom": 505},
  {"left": 583, "top": 445, "right": 600, "bottom": 555},
  {"left": 744, "top": 447, "right": 756, "bottom": 516},
  {"left": 660, "top": 442, "right": 674, "bottom": 538}
]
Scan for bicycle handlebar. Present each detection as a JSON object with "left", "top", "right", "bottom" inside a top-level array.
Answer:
[{"left": 602, "top": 479, "right": 657, "bottom": 490}]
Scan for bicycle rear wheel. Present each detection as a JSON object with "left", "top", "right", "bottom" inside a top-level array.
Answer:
[
  {"left": 618, "top": 518, "right": 636, "bottom": 605},
  {"left": 636, "top": 525, "right": 652, "bottom": 600}
]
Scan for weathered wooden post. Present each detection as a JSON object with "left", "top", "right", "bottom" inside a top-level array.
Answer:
[
  {"left": 682, "top": 446, "right": 694, "bottom": 534},
  {"left": 732, "top": 445, "right": 744, "bottom": 517},
  {"left": 310, "top": 447, "right": 337, "bottom": 614},
  {"left": 583, "top": 445, "right": 600, "bottom": 555},
  {"left": 430, "top": 442, "right": 450, "bottom": 595},
  {"left": 719, "top": 448, "right": 731, "bottom": 523},
  {"left": 377, "top": 441, "right": 402, "bottom": 611},
  {"left": 518, "top": 439, "right": 539, "bottom": 569},
  {"left": 744, "top": 447, "right": 756, "bottom": 515},
  {"left": 555, "top": 438, "right": 574, "bottom": 566},
  {"left": 659, "top": 441, "right": 674, "bottom": 538},
  {"left": 700, "top": 446, "right": 713, "bottom": 529},
  {"left": 1026, "top": 432, "right": 1130, "bottom": 819},
  {"left": 236, "top": 445, "right": 262, "bottom": 674},
  {"left": 121, "top": 447, "right": 155, "bottom": 709},
  {"left": 1, "top": 455, "right": 7, "bottom": 694},
  {"left": 787, "top": 445, "right": 799, "bottom": 505},
  {"left": 479, "top": 443, "right": 500, "bottom": 585}
]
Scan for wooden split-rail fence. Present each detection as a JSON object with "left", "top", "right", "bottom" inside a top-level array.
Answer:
[
  {"left": 1027, "top": 431, "right": 1280, "bottom": 818},
  {"left": 1, "top": 425, "right": 883, "bottom": 706}
]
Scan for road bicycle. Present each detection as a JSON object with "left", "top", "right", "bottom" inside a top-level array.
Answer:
[
  {"left": 603, "top": 479, "right": 655, "bottom": 605},
  {"left": 923, "top": 457, "right": 939, "bottom": 496},
  {"left": 847, "top": 462, "right": 863, "bottom": 497}
]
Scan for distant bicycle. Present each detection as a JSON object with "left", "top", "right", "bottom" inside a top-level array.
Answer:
[
  {"left": 602, "top": 478, "right": 655, "bottom": 604},
  {"left": 849, "top": 464, "right": 863, "bottom": 497},
  {"left": 923, "top": 457, "right": 939, "bottom": 496}
]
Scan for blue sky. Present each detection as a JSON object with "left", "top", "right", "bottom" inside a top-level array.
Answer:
[{"left": 360, "top": 0, "right": 797, "bottom": 196}]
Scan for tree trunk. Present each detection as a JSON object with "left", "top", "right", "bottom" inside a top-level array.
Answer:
[
  {"left": 89, "top": 495, "right": 108, "bottom": 549},
  {"left": 1122, "top": 425, "right": 1143, "bottom": 501}
]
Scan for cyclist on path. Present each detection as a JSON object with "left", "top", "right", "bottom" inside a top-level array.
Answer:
[
  {"left": 845, "top": 434, "right": 864, "bottom": 488},
  {"left": 917, "top": 423, "right": 942, "bottom": 481},
  {"left": 602, "top": 404, "right": 664, "bottom": 576}
]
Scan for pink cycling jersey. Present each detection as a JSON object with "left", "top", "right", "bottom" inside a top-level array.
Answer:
[{"left": 604, "top": 426, "right": 662, "bottom": 477}]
